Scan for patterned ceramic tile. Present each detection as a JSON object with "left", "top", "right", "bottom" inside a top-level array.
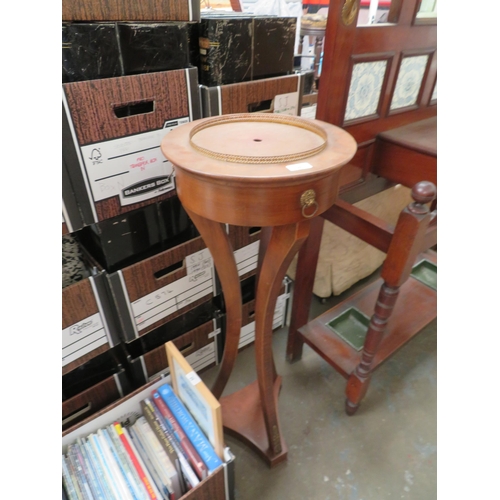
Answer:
[
  {"left": 390, "top": 55, "right": 429, "bottom": 110},
  {"left": 344, "top": 60, "right": 388, "bottom": 121},
  {"left": 431, "top": 80, "right": 437, "bottom": 101}
]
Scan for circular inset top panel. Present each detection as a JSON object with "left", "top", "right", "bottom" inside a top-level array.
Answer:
[
  {"left": 161, "top": 113, "right": 357, "bottom": 184},
  {"left": 189, "top": 114, "right": 327, "bottom": 165}
]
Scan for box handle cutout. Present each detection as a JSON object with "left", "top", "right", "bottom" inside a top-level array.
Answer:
[
  {"left": 178, "top": 342, "right": 194, "bottom": 356},
  {"left": 249, "top": 309, "right": 255, "bottom": 319},
  {"left": 248, "top": 99, "right": 273, "bottom": 113},
  {"left": 62, "top": 402, "right": 92, "bottom": 426},
  {"left": 249, "top": 227, "right": 261, "bottom": 235},
  {"left": 113, "top": 100, "right": 155, "bottom": 118},
  {"left": 154, "top": 260, "right": 184, "bottom": 279}
]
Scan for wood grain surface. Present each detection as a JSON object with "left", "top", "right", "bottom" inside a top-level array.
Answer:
[{"left": 62, "top": 0, "right": 196, "bottom": 21}]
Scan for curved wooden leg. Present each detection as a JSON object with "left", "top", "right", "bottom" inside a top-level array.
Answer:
[
  {"left": 286, "top": 216, "right": 324, "bottom": 363},
  {"left": 184, "top": 208, "right": 242, "bottom": 400},
  {"left": 254, "top": 220, "right": 311, "bottom": 460},
  {"left": 345, "top": 283, "right": 399, "bottom": 415}
]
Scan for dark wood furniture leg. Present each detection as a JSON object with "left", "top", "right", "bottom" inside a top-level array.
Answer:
[
  {"left": 286, "top": 216, "right": 325, "bottom": 362},
  {"left": 345, "top": 182, "right": 436, "bottom": 415}
]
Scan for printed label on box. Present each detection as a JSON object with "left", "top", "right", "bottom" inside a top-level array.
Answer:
[
  {"left": 62, "top": 312, "right": 108, "bottom": 367},
  {"left": 131, "top": 249, "right": 214, "bottom": 331},
  {"left": 234, "top": 240, "right": 260, "bottom": 277},
  {"left": 273, "top": 92, "right": 299, "bottom": 116},
  {"left": 80, "top": 117, "right": 189, "bottom": 206},
  {"left": 238, "top": 292, "right": 288, "bottom": 348}
]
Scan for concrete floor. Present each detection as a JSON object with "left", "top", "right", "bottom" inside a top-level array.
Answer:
[{"left": 201, "top": 270, "right": 437, "bottom": 500}]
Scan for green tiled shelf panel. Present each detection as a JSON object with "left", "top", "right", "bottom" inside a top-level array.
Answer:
[
  {"left": 325, "top": 307, "right": 370, "bottom": 351},
  {"left": 411, "top": 259, "right": 437, "bottom": 290}
]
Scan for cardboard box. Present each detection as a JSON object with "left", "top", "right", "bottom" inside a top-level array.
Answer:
[
  {"left": 124, "top": 301, "right": 221, "bottom": 386},
  {"left": 107, "top": 236, "right": 217, "bottom": 342},
  {"left": 62, "top": 348, "right": 130, "bottom": 431},
  {"left": 199, "top": 15, "right": 296, "bottom": 86},
  {"left": 62, "top": 378, "right": 236, "bottom": 500},
  {"left": 62, "top": 237, "right": 120, "bottom": 375},
  {"left": 217, "top": 276, "right": 291, "bottom": 351},
  {"left": 62, "top": 68, "right": 201, "bottom": 226},
  {"left": 200, "top": 73, "right": 305, "bottom": 117},
  {"left": 62, "top": 0, "right": 201, "bottom": 22}
]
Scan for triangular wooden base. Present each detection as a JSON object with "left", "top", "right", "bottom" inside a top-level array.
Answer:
[{"left": 220, "top": 377, "right": 288, "bottom": 468}]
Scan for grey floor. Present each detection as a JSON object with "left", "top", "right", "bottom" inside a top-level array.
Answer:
[{"left": 201, "top": 269, "right": 437, "bottom": 500}]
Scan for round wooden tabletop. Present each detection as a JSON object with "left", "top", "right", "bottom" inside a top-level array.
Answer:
[{"left": 161, "top": 113, "right": 357, "bottom": 226}]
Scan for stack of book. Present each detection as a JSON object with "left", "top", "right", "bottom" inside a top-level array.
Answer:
[{"left": 63, "top": 341, "right": 226, "bottom": 500}]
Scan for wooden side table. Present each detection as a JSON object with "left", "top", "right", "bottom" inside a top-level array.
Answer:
[{"left": 161, "top": 113, "right": 356, "bottom": 467}]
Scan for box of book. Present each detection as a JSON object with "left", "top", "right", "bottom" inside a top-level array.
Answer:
[
  {"left": 62, "top": 68, "right": 201, "bottom": 226},
  {"left": 107, "top": 236, "right": 217, "bottom": 342},
  {"left": 62, "top": 0, "right": 201, "bottom": 22},
  {"left": 62, "top": 375, "right": 235, "bottom": 499},
  {"left": 199, "top": 14, "right": 296, "bottom": 86},
  {"left": 62, "top": 235, "right": 120, "bottom": 375},
  {"left": 63, "top": 348, "right": 131, "bottom": 432},
  {"left": 125, "top": 301, "right": 222, "bottom": 387}
]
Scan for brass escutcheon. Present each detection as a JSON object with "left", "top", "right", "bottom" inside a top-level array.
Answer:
[{"left": 300, "top": 189, "right": 319, "bottom": 218}]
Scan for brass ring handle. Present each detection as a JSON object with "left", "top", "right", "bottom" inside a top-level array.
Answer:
[{"left": 300, "top": 189, "right": 319, "bottom": 218}]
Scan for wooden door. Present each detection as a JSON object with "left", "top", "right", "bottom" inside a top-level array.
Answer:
[{"left": 317, "top": 0, "right": 437, "bottom": 190}]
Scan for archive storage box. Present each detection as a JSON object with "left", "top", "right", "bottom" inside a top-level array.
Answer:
[
  {"left": 62, "top": 377, "right": 236, "bottom": 500},
  {"left": 218, "top": 276, "right": 292, "bottom": 351},
  {"left": 62, "top": 348, "right": 131, "bottom": 432},
  {"left": 62, "top": 236, "right": 120, "bottom": 375},
  {"left": 200, "top": 73, "right": 305, "bottom": 117},
  {"left": 62, "top": 68, "right": 201, "bottom": 226},
  {"left": 107, "top": 235, "right": 216, "bottom": 343},
  {"left": 62, "top": 0, "right": 201, "bottom": 22},
  {"left": 124, "top": 301, "right": 222, "bottom": 387},
  {"left": 198, "top": 14, "right": 297, "bottom": 86}
]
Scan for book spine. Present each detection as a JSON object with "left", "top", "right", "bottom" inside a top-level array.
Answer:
[
  {"left": 100, "top": 427, "right": 140, "bottom": 500},
  {"left": 132, "top": 418, "right": 175, "bottom": 499},
  {"left": 62, "top": 455, "right": 80, "bottom": 500},
  {"left": 141, "top": 399, "right": 183, "bottom": 489},
  {"left": 127, "top": 425, "right": 171, "bottom": 500},
  {"left": 152, "top": 390, "right": 208, "bottom": 480},
  {"left": 88, "top": 434, "right": 126, "bottom": 498},
  {"left": 157, "top": 384, "right": 223, "bottom": 474},
  {"left": 83, "top": 438, "right": 116, "bottom": 500},
  {"left": 107, "top": 424, "right": 148, "bottom": 500},
  {"left": 97, "top": 429, "right": 134, "bottom": 500},
  {"left": 67, "top": 444, "right": 93, "bottom": 500},
  {"left": 75, "top": 439, "right": 106, "bottom": 500},
  {"left": 114, "top": 422, "right": 159, "bottom": 500}
]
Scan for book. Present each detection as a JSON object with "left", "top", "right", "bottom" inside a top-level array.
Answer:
[
  {"left": 67, "top": 444, "right": 93, "bottom": 500},
  {"left": 152, "top": 390, "right": 208, "bottom": 481},
  {"left": 62, "top": 455, "right": 80, "bottom": 500},
  {"left": 157, "top": 383, "right": 223, "bottom": 474},
  {"left": 106, "top": 424, "right": 149, "bottom": 500},
  {"left": 166, "top": 341, "right": 224, "bottom": 460},
  {"left": 88, "top": 432, "right": 124, "bottom": 500},
  {"left": 133, "top": 416, "right": 179, "bottom": 499},
  {"left": 83, "top": 437, "right": 116, "bottom": 500},
  {"left": 143, "top": 397, "right": 200, "bottom": 491},
  {"left": 96, "top": 428, "right": 135, "bottom": 500},
  {"left": 113, "top": 422, "right": 159, "bottom": 500},
  {"left": 128, "top": 424, "right": 172, "bottom": 500},
  {"left": 75, "top": 439, "right": 106, "bottom": 500}
]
